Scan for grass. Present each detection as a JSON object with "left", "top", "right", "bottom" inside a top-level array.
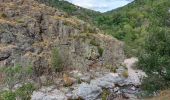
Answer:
[{"left": 122, "top": 70, "right": 129, "bottom": 78}]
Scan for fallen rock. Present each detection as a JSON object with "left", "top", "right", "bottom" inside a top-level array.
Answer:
[
  {"left": 91, "top": 73, "right": 124, "bottom": 88},
  {"left": 63, "top": 74, "right": 76, "bottom": 86},
  {"left": 77, "top": 83, "right": 102, "bottom": 100}
]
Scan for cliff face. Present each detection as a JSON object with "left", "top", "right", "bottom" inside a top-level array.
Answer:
[{"left": 0, "top": 0, "right": 124, "bottom": 75}]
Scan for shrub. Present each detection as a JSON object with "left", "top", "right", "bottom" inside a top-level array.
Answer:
[
  {"left": 122, "top": 70, "right": 129, "bottom": 78},
  {"left": 1, "top": 13, "right": 7, "bottom": 18},
  {"left": 0, "top": 83, "right": 35, "bottom": 100},
  {"left": 0, "top": 65, "right": 33, "bottom": 90},
  {"left": 15, "top": 83, "right": 36, "bottom": 100},
  {"left": 52, "top": 48, "right": 63, "bottom": 72},
  {"left": 139, "top": 27, "right": 170, "bottom": 93},
  {"left": 102, "top": 89, "right": 110, "bottom": 100},
  {"left": 98, "top": 47, "right": 104, "bottom": 57},
  {"left": 90, "top": 39, "right": 100, "bottom": 46},
  {"left": 0, "top": 91, "right": 16, "bottom": 100}
]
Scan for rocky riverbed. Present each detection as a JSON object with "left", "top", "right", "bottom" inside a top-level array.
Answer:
[{"left": 31, "top": 58, "right": 146, "bottom": 100}]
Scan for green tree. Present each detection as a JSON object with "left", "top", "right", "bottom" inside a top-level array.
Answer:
[{"left": 139, "top": 27, "right": 170, "bottom": 93}]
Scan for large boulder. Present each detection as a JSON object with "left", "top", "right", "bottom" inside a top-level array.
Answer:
[
  {"left": 91, "top": 73, "right": 124, "bottom": 88},
  {"left": 77, "top": 83, "right": 102, "bottom": 100}
]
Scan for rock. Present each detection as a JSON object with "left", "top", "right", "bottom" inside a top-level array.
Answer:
[
  {"left": 63, "top": 74, "right": 76, "bottom": 86},
  {"left": 91, "top": 73, "right": 123, "bottom": 88},
  {"left": 31, "top": 87, "right": 67, "bottom": 100},
  {"left": 77, "top": 83, "right": 102, "bottom": 100},
  {"left": 40, "top": 75, "right": 47, "bottom": 85},
  {"left": 80, "top": 74, "right": 91, "bottom": 83},
  {"left": 0, "top": 0, "right": 125, "bottom": 76},
  {"left": 0, "top": 52, "right": 10, "bottom": 61}
]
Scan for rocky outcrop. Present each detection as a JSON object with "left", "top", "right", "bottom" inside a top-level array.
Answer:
[
  {"left": 31, "top": 86, "right": 67, "bottom": 100},
  {"left": 31, "top": 63, "right": 146, "bottom": 100},
  {"left": 0, "top": 0, "right": 124, "bottom": 75}
]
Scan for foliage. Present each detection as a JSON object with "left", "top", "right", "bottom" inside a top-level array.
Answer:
[
  {"left": 0, "top": 13, "right": 7, "bottom": 18},
  {"left": 0, "top": 65, "right": 33, "bottom": 90},
  {"left": 15, "top": 83, "right": 36, "bottom": 100},
  {"left": 90, "top": 39, "right": 100, "bottom": 46},
  {"left": 36, "top": 0, "right": 101, "bottom": 23},
  {"left": 98, "top": 47, "right": 104, "bottom": 57},
  {"left": 102, "top": 89, "right": 110, "bottom": 100},
  {"left": 139, "top": 27, "right": 170, "bottom": 93},
  {"left": 52, "top": 48, "right": 63, "bottom": 72},
  {"left": 122, "top": 70, "right": 129, "bottom": 78},
  {"left": 0, "top": 83, "right": 35, "bottom": 100}
]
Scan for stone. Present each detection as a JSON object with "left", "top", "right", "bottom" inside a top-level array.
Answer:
[
  {"left": 40, "top": 75, "right": 47, "bottom": 85},
  {"left": 63, "top": 74, "right": 76, "bottom": 86},
  {"left": 77, "top": 83, "right": 102, "bottom": 100},
  {"left": 0, "top": 52, "right": 10, "bottom": 61},
  {"left": 91, "top": 73, "right": 124, "bottom": 88},
  {"left": 80, "top": 74, "right": 91, "bottom": 83},
  {"left": 31, "top": 87, "right": 67, "bottom": 100}
]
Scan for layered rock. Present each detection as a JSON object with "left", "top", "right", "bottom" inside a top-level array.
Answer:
[{"left": 0, "top": 0, "right": 124, "bottom": 75}]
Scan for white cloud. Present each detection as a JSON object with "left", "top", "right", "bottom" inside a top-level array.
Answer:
[{"left": 66, "top": 0, "right": 133, "bottom": 12}]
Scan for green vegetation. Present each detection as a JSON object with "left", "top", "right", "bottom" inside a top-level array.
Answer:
[
  {"left": 0, "top": 65, "right": 34, "bottom": 100},
  {"left": 52, "top": 48, "right": 63, "bottom": 72},
  {"left": 0, "top": 65, "right": 33, "bottom": 90},
  {"left": 139, "top": 27, "right": 170, "bottom": 93},
  {"left": 36, "top": 0, "right": 101, "bottom": 23},
  {"left": 0, "top": 91, "right": 16, "bottom": 100},
  {"left": 95, "top": 0, "right": 170, "bottom": 56},
  {"left": 102, "top": 89, "right": 110, "bottom": 100},
  {"left": 122, "top": 70, "right": 129, "bottom": 78},
  {"left": 0, "top": 13, "right": 7, "bottom": 18},
  {"left": 0, "top": 83, "right": 35, "bottom": 100},
  {"left": 98, "top": 46, "right": 104, "bottom": 57},
  {"left": 90, "top": 39, "right": 100, "bottom": 46}
]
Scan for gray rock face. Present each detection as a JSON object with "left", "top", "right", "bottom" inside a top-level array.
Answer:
[
  {"left": 0, "top": 0, "right": 124, "bottom": 74},
  {"left": 91, "top": 73, "right": 124, "bottom": 88},
  {"left": 31, "top": 87, "right": 67, "bottom": 100},
  {"left": 77, "top": 83, "right": 102, "bottom": 100}
]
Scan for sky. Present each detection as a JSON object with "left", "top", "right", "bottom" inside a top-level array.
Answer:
[{"left": 66, "top": 0, "right": 133, "bottom": 12}]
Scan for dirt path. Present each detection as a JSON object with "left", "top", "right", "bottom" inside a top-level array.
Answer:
[{"left": 124, "top": 57, "right": 146, "bottom": 85}]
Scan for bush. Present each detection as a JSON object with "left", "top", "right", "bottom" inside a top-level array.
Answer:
[
  {"left": 15, "top": 83, "right": 36, "bottom": 100},
  {"left": 98, "top": 47, "right": 104, "bottom": 57},
  {"left": 122, "top": 70, "right": 129, "bottom": 78},
  {"left": 0, "top": 83, "right": 35, "bottom": 100},
  {"left": 0, "top": 91, "right": 16, "bottom": 100},
  {"left": 139, "top": 27, "right": 170, "bottom": 93},
  {"left": 0, "top": 65, "right": 33, "bottom": 90},
  {"left": 1, "top": 13, "right": 7, "bottom": 18},
  {"left": 90, "top": 39, "right": 100, "bottom": 46},
  {"left": 52, "top": 48, "right": 63, "bottom": 72}
]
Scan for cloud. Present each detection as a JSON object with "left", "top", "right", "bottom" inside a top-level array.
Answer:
[{"left": 66, "top": 0, "right": 133, "bottom": 12}]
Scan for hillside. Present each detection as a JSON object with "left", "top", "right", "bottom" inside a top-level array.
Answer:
[
  {"left": 95, "top": 0, "right": 170, "bottom": 56},
  {"left": 0, "top": 0, "right": 169, "bottom": 99},
  {"left": 36, "top": 0, "right": 102, "bottom": 24},
  {"left": 0, "top": 0, "right": 129, "bottom": 100},
  {"left": 35, "top": 0, "right": 170, "bottom": 57}
]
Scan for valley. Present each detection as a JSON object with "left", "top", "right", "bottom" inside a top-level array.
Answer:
[{"left": 0, "top": 0, "right": 170, "bottom": 100}]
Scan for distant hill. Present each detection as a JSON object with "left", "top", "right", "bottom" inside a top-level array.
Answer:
[
  {"left": 36, "top": 0, "right": 102, "bottom": 24},
  {"left": 95, "top": 0, "right": 170, "bottom": 56}
]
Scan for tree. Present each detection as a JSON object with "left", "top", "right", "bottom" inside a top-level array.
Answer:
[{"left": 139, "top": 27, "right": 170, "bottom": 93}]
